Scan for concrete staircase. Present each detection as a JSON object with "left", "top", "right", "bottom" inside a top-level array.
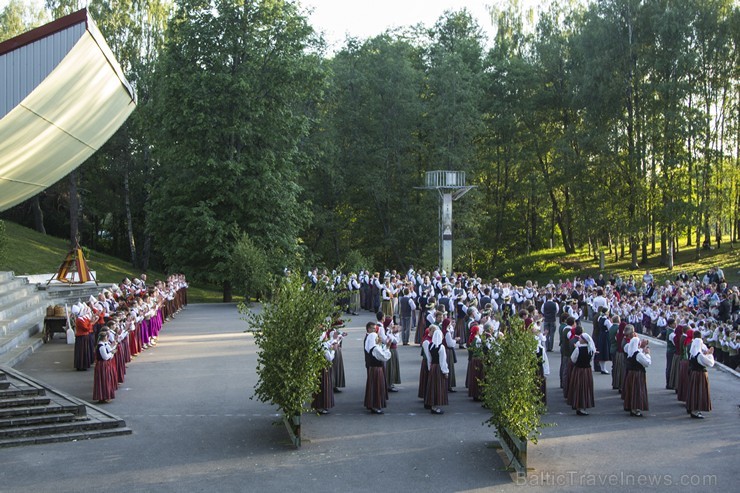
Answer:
[
  {"left": 0, "top": 271, "right": 111, "bottom": 367},
  {"left": 0, "top": 272, "right": 47, "bottom": 367},
  {"left": 0, "top": 365, "right": 131, "bottom": 447}
]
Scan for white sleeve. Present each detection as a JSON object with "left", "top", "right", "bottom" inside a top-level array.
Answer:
[
  {"left": 668, "top": 332, "right": 675, "bottom": 344},
  {"left": 445, "top": 330, "right": 456, "bottom": 346},
  {"left": 324, "top": 349, "right": 335, "bottom": 362},
  {"left": 423, "top": 342, "right": 432, "bottom": 370},
  {"left": 439, "top": 346, "right": 449, "bottom": 374},
  {"left": 697, "top": 352, "right": 715, "bottom": 368},
  {"left": 636, "top": 351, "right": 651, "bottom": 368},
  {"left": 409, "top": 298, "right": 416, "bottom": 311},
  {"left": 570, "top": 346, "right": 579, "bottom": 364}
]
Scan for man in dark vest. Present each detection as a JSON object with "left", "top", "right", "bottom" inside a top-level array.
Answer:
[
  {"left": 399, "top": 288, "right": 416, "bottom": 345},
  {"left": 541, "top": 293, "right": 559, "bottom": 352}
]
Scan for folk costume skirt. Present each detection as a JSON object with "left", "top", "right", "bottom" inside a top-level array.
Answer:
[
  {"left": 667, "top": 353, "right": 681, "bottom": 390},
  {"left": 424, "top": 364, "right": 448, "bottom": 407},
  {"left": 567, "top": 366, "right": 594, "bottom": 410},
  {"left": 364, "top": 367, "right": 387, "bottom": 410},
  {"left": 676, "top": 360, "right": 690, "bottom": 401},
  {"left": 446, "top": 347, "right": 456, "bottom": 388},
  {"left": 467, "top": 355, "right": 484, "bottom": 401},
  {"left": 386, "top": 347, "right": 401, "bottom": 386},
  {"left": 74, "top": 333, "right": 93, "bottom": 370},
  {"left": 418, "top": 358, "right": 429, "bottom": 399},
  {"left": 622, "top": 370, "right": 649, "bottom": 411},
  {"left": 685, "top": 370, "right": 712, "bottom": 413},
  {"left": 612, "top": 352, "right": 626, "bottom": 390},
  {"left": 92, "top": 359, "right": 116, "bottom": 402},
  {"left": 332, "top": 347, "right": 346, "bottom": 389},
  {"left": 312, "top": 367, "right": 334, "bottom": 411}
]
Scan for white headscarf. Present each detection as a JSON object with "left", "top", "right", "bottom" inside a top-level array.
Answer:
[
  {"left": 580, "top": 332, "right": 596, "bottom": 354},
  {"left": 431, "top": 328, "right": 443, "bottom": 348},
  {"left": 626, "top": 336, "right": 640, "bottom": 358},
  {"left": 689, "top": 337, "right": 705, "bottom": 359}
]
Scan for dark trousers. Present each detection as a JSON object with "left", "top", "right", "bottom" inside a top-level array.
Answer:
[{"left": 665, "top": 350, "right": 675, "bottom": 387}]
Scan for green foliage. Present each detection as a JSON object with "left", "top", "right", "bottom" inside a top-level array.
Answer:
[
  {"left": 146, "top": 0, "right": 325, "bottom": 289},
  {"left": 342, "top": 249, "right": 373, "bottom": 274},
  {"left": 482, "top": 317, "right": 547, "bottom": 444},
  {"left": 230, "top": 233, "right": 273, "bottom": 301},
  {"left": 243, "top": 274, "right": 337, "bottom": 421}
]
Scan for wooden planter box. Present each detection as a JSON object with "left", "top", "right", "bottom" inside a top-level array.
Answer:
[{"left": 497, "top": 426, "right": 527, "bottom": 475}]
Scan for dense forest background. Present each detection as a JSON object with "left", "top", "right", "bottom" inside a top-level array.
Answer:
[{"left": 1, "top": 0, "right": 738, "bottom": 298}]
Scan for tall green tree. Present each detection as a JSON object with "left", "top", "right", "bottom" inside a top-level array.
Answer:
[{"left": 147, "top": 0, "right": 325, "bottom": 298}]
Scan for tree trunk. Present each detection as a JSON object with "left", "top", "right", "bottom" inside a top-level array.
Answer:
[
  {"left": 69, "top": 170, "right": 80, "bottom": 247},
  {"left": 32, "top": 196, "right": 45, "bottom": 234},
  {"left": 641, "top": 237, "right": 648, "bottom": 265},
  {"left": 630, "top": 236, "right": 638, "bottom": 269},
  {"left": 223, "top": 280, "right": 233, "bottom": 303},
  {"left": 124, "top": 168, "right": 137, "bottom": 266},
  {"left": 140, "top": 234, "right": 151, "bottom": 271}
]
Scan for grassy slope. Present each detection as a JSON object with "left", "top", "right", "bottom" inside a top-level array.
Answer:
[
  {"left": 0, "top": 221, "right": 224, "bottom": 303},
  {"left": 496, "top": 237, "right": 740, "bottom": 286}
]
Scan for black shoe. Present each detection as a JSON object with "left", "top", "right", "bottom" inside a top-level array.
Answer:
[
  {"left": 630, "top": 410, "right": 643, "bottom": 417},
  {"left": 333, "top": 388, "right": 342, "bottom": 393},
  {"left": 600, "top": 370, "right": 610, "bottom": 375},
  {"left": 317, "top": 409, "right": 329, "bottom": 415},
  {"left": 388, "top": 386, "right": 399, "bottom": 393},
  {"left": 576, "top": 410, "right": 589, "bottom": 416},
  {"left": 431, "top": 408, "right": 444, "bottom": 415},
  {"left": 448, "top": 388, "right": 457, "bottom": 393},
  {"left": 691, "top": 412, "right": 704, "bottom": 419},
  {"left": 371, "top": 408, "right": 384, "bottom": 415}
]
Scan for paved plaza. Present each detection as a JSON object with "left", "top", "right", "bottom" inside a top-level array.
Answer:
[{"left": 1, "top": 303, "right": 738, "bottom": 492}]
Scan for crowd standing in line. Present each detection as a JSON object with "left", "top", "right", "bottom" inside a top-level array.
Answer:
[
  {"left": 305, "top": 265, "right": 737, "bottom": 419},
  {"left": 71, "top": 274, "right": 189, "bottom": 403}
]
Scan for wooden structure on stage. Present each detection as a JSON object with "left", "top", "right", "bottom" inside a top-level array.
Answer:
[{"left": 47, "top": 246, "right": 97, "bottom": 285}]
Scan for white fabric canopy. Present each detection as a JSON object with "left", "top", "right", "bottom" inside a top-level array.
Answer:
[{"left": 0, "top": 10, "right": 136, "bottom": 212}]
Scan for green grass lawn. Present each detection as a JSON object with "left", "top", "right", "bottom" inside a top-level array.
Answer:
[
  {"left": 495, "top": 237, "right": 740, "bottom": 286},
  {"left": 0, "top": 221, "right": 225, "bottom": 303}
]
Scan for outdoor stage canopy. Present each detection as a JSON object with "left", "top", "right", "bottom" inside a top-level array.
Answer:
[{"left": 0, "top": 8, "right": 136, "bottom": 212}]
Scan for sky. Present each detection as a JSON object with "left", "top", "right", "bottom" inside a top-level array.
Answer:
[{"left": 302, "top": 0, "right": 502, "bottom": 51}]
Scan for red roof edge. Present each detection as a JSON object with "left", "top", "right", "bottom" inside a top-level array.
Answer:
[{"left": 0, "top": 8, "right": 88, "bottom": 57}]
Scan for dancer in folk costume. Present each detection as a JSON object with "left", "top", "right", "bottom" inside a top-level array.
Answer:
[
  {"left": 559, "top": 317, "right": 576, "bottom": 393},
  {"left": 532, "top": 322, "right": 549, "bottom": 406},
  {"left": 676, "top": 328, "right": 694, "bottom": 402},
  {"left": 593, "top": 306, "right": 611, "bottom": 374},
  {"left": 424, "top": 328, "right": 449, "bottom": 414},
  {"left": 74, "top": 304, "right": 98, "bottom": 371},
  {"left": 379, "top": 311, "right": 401, "bottom": 392},
  {"left": 466, "top": 321, "right": 485, "bottom": 401},
  {"left": 667, "top": 322, "right": 684, "bottom": 390},
  {"left": 611, "top": 320, "right": 628, "bottom": 391},
  {"left": 398, "top": 288, "right": 417, "bottom": 346},
  {"left": 568, "top": 332, "right": 595, "bottom": 416},
  {"left": 92, "top": 330, "right": 116, "bottom": 403},
  {"left": 442, "top": 316, "right": 460, "bottom": 391},
  {"left": 380, "top": 278, "right": 395, "bottom": 322},
  {"left": 312, "top": 337, "right": 336, "bottom": 414},
  {"left": 325, "top": 326, "right": 347, "bottom": 393},
  {"left": 686, "top": 332, "right": 715, "bottom": 419},
  {"left": 622, "top": 336, "right": 651, "bottom": 417},
  {"left": 364, "top": 322, "right": 391, "bottom": 414}
]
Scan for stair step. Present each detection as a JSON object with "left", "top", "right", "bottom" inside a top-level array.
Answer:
[
  {"left": 0, "top": 403, "right": 84, "bottom": 419},
  {"left": 0, "top": 396, "right": 51, "bottom": 408},
  {"left": 0, "top": 412, "right": 78, "bottom": 428},
  {"left": 0, "top": 386, "right": 44, "bottom": 398},
  {"left": 0, "top": 278, "right": 27, "bottom": 296},
  {"left": 0, "top": 335, "right": 45, "bottom": 367},
  {"left": 0, "top": 294, "right": 48, "bottom": 322},
  {"left": 0, "top": 287, "right": 37, "bottom": 310},
  {"left": 0, "top": 382, "right": 8, "bottom": 390},
  {"left": 0, "top": 426, "right": 132, "bottom": 448},
  {"left": 0, "top": 272, "right": 14, "bottom": 283},
  {"left": 0, "top": 418, "right": 122, "bottom": 438},
  {"left": 0, "top": 311, "right": 45, "bottom": 354}
]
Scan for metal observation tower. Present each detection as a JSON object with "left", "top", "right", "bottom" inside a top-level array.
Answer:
[{"left": 416, "top": 171, "right": 474, "bottom": 274}]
